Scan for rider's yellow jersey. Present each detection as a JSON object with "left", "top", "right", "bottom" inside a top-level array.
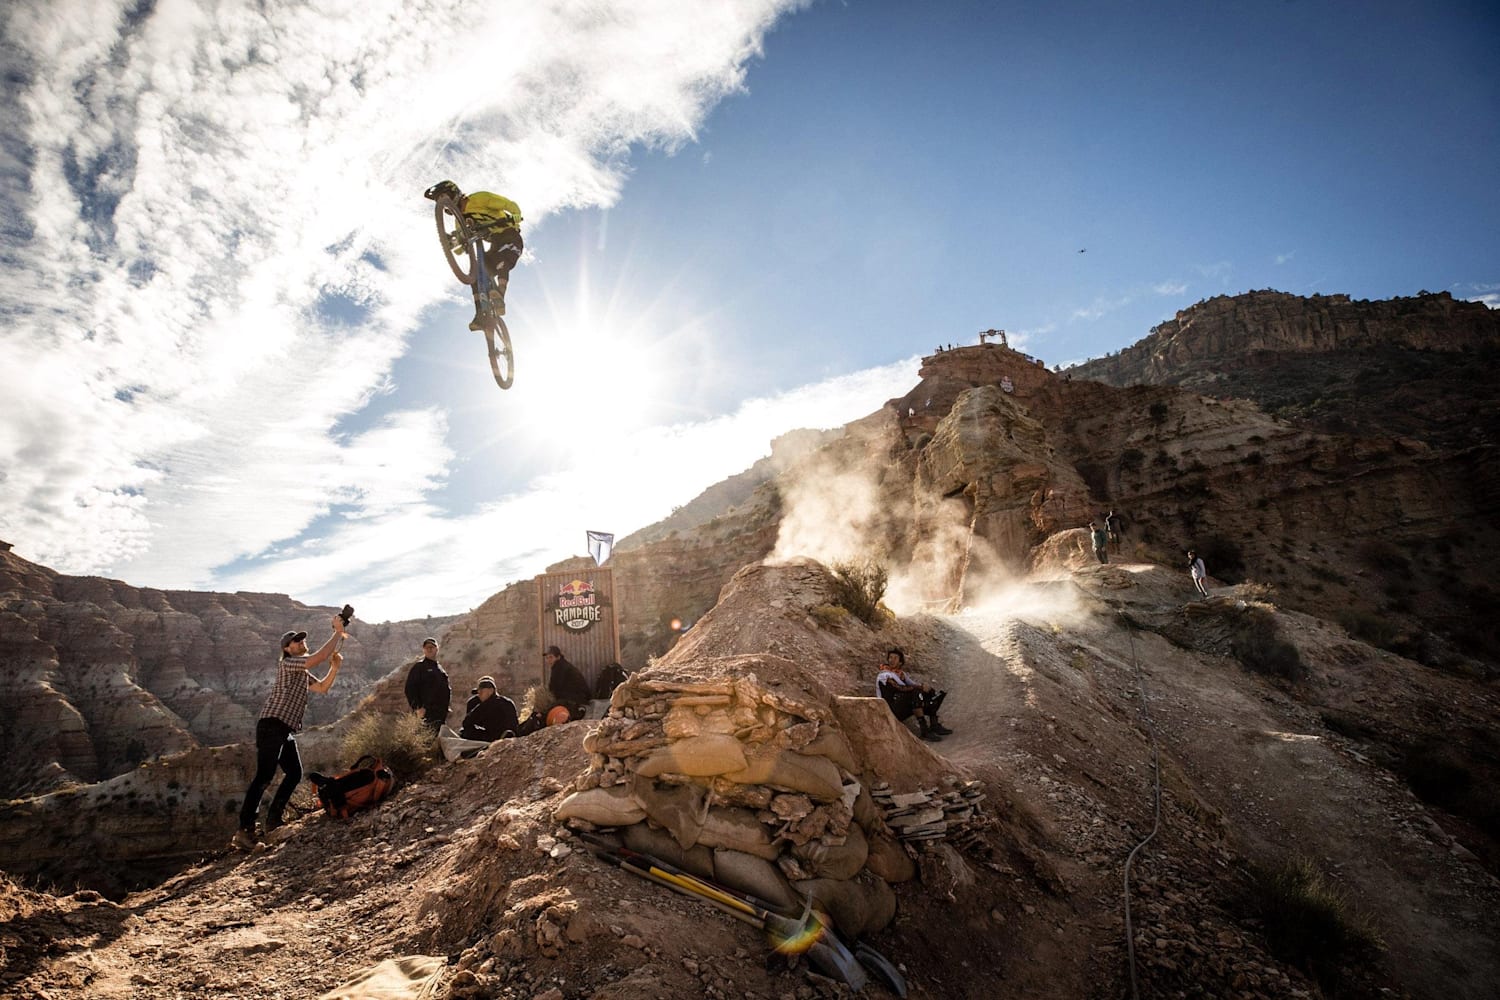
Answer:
[{"left": 463, "top": 192, "right": 523, "bottom": 229}]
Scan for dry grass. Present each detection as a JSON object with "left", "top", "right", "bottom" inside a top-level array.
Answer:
[{"left": 340, "top": 713, "right": 437, "bottom": 779}]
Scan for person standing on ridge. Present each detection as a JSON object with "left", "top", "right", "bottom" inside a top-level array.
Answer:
[
  {"left": 405, "top": 637, "right": 452, "bottom": 735},
  {"left": 1105, "top": 509, "right": 1124, "bottom": 551},
  {"left": 1091, "top": 522, "right": 1110, "bottom": 564},
  {"left": 426, "top": 180, "right": 523, "bottom": 329},
  {"left": 1188, "top": 550, "right": 1210, "bottom": 598},
  {"left": 235, "top": 616, "right": 347, "bottom": 850}
]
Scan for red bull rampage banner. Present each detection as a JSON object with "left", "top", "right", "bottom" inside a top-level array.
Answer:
[{"left": 549, "top": 578, "right": 608, "bottom": 632}]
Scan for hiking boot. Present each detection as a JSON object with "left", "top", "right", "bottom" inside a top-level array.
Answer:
[
  {"left": 920, "top": 730, "right": 944, "bottom": 743},
  {"left": 231, "top": 829, "right": 257, "bottom": 851},
  {"left": 930, "top": 722, "right": 954, "bottom": 736},
  {"left": 264, "top": 826, "right": 295, "bottom": 845}
]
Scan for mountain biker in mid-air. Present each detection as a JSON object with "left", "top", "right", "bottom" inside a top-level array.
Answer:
[{"left": 425, "top": 179, "right": 523, "bottom": 330}]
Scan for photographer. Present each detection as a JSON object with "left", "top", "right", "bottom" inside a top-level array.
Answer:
[{"left": 234, "top": 610, "right": 349, "bottom": 850}]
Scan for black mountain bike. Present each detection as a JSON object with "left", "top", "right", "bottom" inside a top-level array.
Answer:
[{"left": 426, "top": 188, "right": 514, "bottom": 389}]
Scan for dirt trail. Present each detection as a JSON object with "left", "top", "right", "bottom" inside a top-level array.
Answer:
[{"left": 907, "top": 566, "right": 1500, "bottom": 1000}]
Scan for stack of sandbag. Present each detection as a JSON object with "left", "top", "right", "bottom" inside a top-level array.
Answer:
[{"left": 554, "top": 654, "right": 910, "bottom": 939}]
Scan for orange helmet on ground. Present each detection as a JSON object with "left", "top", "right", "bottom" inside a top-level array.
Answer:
[{"left": 546, "top": 705, "right": 572, "bottom": 727}]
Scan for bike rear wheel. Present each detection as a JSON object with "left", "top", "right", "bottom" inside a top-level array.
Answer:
[
  {"left": 484, "top": 315, "right": 514, "bottom": 389},
  {"left": 434, "top": 193, "right": 476, "bottom": 284}
]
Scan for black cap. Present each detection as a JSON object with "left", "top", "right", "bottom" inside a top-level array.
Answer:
[{"left": 280, "top": 630, "right": 307, "bottom": 650}]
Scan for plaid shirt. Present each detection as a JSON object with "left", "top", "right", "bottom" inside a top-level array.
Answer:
[{"left": 260, "top": 655, "right": 312, "bottom": 730}]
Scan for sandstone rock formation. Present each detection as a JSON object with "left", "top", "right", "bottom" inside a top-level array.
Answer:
[{"left": 0, "top": 546, "right": 453, "bottom": 799}]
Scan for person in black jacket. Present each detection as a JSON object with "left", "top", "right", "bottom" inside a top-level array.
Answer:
[
  {"left": 404, "top": 638, "right": 451, "bottom": 734},
  {"left": 460, "top": 675, "right": 519, "bottom": 741},
  {"left": 544, "top": 645, "right": 590, "bottom": 719}
]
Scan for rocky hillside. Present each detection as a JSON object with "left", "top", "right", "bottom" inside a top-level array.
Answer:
[
  {"left": 1067, "top": 289, "right": 1500, "bottom": 449},
  {"left": 4, "top": 558, "right": 1497, "bottom": 1000}
]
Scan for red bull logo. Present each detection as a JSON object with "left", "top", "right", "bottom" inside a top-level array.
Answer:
[{"left": 551, "top": 579, "right": 605, "bottom": 631}]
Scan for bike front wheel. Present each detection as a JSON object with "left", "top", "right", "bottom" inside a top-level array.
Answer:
[
  {"left": 484, "top": 315, "right": 514, "bottom": 389},
  {"left": 433, "top": 193, "right": 476, "bottom": 284}
]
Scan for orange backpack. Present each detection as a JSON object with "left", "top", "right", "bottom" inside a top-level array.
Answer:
[{"left": 310, "top": 756, "right": 397, "bottom": 819}]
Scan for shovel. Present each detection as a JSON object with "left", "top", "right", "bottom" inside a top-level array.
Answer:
[{"left": 584, "top": 837, "right": 868, "bottom": 991}]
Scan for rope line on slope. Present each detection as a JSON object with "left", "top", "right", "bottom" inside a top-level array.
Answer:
[{"left": 1120, "top": 613, "right": 1162, "bottom": 1000}]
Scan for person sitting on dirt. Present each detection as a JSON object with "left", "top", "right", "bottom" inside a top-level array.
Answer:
[
  {"left": 426, "top": 179, "right": 524, "bottom": 329},
  {"left": 875, "top": 647, "right": 952, "bottom": 742},
  {"left": 459, "top": 675, "right": 519, "bottom": 741},
  {"left": 543, "top": 645, "right": 591, "bottom": 722}
]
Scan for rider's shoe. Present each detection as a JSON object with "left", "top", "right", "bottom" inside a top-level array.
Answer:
[{"left": 468, "top": 314, "right": 486, "bottom": 332}]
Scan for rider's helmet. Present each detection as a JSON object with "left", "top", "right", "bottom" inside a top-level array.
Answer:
[
  {"left": 425, "top": 179, "right": 462, "bottom": 202},
  {"left": 546, "top": 705, "right": 572, "bottom": 726}
]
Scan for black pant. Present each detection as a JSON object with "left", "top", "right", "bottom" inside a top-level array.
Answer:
[
  {"left": 882, "top": 687, "right": 946, "bottom": 723},
  {"left": 239, "top": 718, "right": 301, "bottom": 832}
]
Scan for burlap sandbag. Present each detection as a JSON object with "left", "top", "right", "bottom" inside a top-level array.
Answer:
[
  {"left": 635, "top": 734, "right": 748, "bottom": 779},
  {"left": 725, "top": 748, "right": 843, "bottom": 801},
  {"left": 553, "top": 786, "right": 646, "bottom": 827},
  {"left": 629, "top": 776, "right": 708, "bottom": 850},
  {"left": 712, "top": 848, "right": 797, "bottom": 910},
  {"left": 862, "top": 827, "right": 917, "bottom": 884},
  {"left": 801, "top": 727, "right": 858, "bottom": 774},
  {"left": 791, "top": 823, "right": 867, "bottom": 880},
  {"left": 318, "top": 955, "right": 444, "bottom": 999},
  {"left": 623, "top": 822, "right": 715, "bottom": 880},
  {"left": 794, "top": 873, "right": 897, "bottom": 938},
  {"left": 697, "top": 806, "right": 779, "bottom": 860}
]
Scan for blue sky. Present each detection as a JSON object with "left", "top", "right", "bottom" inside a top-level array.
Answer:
[{"left": 1, "top": 1, "right": 1495, "bottom": 620}]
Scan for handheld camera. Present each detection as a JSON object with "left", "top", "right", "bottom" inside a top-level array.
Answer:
[{"left": 338, "top": 604, "right": 355, "bottom": 628}]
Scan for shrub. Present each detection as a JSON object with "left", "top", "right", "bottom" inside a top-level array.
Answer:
[
  {"left": 1338, "top": 610, "right": 1398, "bottom": 650},
  {"left": 341, "top": 713, "right": 437, "bottom": 779},
  {"left": 1230, "top": 608, "right": 1306, "bottom": 681},
  {"left": 1119, "top": 448, "right": 1145, "bottom": 472},
  {"left": 1148, "top": 400, "right": 1169, "bottom": 424},
  {"left": 1244, "top": 857, "right": 1380, "bottom": 992},
  {"left": 827, "top": 559, "right": 889, "bottom": 626},
  {"left": 810, "top": 603, "right": 850, "bottom": 629}
]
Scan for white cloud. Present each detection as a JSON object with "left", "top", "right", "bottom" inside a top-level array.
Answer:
[
  {"left": 1472, "top": 293, "right": 1500, "bottom": 310},
  {"left": 216, "top": 357, "right": 920, "bottom": 620},
  {"left": 0, "top": 0, "right": 809, "bottom": 594},
  {"left": 1195, "top": 260, "right": 1233, "bottom": 281},
  {"left": 1071, "top": 295, "right": 1133, "bottom": 321},
  {"left": 1152, "top": 280, "right": 1187, "bottom": 296},
  {"left": 1274, "top": 251, "right": 1296, "bottom": 265}
]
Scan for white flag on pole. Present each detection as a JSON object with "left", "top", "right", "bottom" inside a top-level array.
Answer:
[{"left": 587, "top": 530, "right": 614, "bottom": 566}]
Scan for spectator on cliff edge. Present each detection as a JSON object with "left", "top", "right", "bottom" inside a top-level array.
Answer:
[
  {"left": 876, "top": 647, "right": 952, "bottom": 742},
  {"left": 1188, "top": 550, "right": 1210, "bottom": 598},
  {"left": 234, "top": 616, "right": 347, "bottom": 850},
  {"left": 1091, "top": 522, "right": 1110, "bottom": 564},
  {"left": 1105, "top": 510, "right": 1125, "bottom": 551},
  {"left": 404, "top": 638, "right": 452, "bottom": 735}
]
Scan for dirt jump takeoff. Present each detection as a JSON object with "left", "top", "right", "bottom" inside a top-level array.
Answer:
[{"left": 424, "top": 180, "right": 523, "bottom": 389}]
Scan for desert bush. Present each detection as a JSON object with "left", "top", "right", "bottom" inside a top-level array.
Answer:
[
  {"left": 1244, "top": 857, "right": 1380, "bottom": 992},
  {"left": 828, "top": 559, "right": 889, "bottom": 626},
  {"left": 810, "top": 603, "right": 850, "bottom": 629},
  {"left": 1338, "top": 609, "right": 1398, "bottom": 650},
  {"left": 1230, "top": 608, "right": 1306, "bottom": 681},
  {"left": 1148, "top": 400, "right": 1169, "bottom": 424},
  {"left": 341, "top": 713, "right": 437, "bottom": 779},
  {"left": 1119, "top": 448, "right": 1145, "bottom": 472}
]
